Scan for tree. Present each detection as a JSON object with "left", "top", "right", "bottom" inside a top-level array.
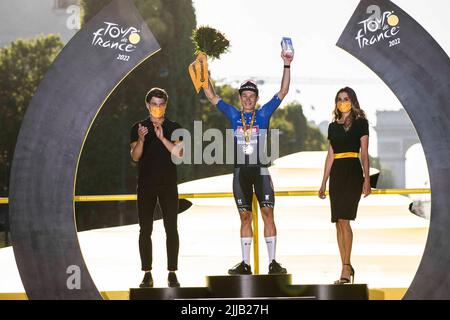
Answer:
[
  {"left": 0, "top": 35, "right": 64, "bottom": 196},
  {"left": 271, "top": 101, "right": 327, "bottom": 156},
  {"left": 73, "top": 0, "right": 199, "bottom": 228},
  {"left": 305, "top": 123, "right": 328, "bottom": 151},
  {"left": 191, "top": 82, "right": 240, "bottom": 179},
  {"left": 77, "top": 0, "right": 198, "bottom": 197}
]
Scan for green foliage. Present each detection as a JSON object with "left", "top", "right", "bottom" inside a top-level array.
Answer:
[
  {"left": 191, "top": 26, "right": 230, "bottom": 59},
  {"left": 0, "top": 35, "right": 64, "bottom": 196},
  {"left": 77, "top": 0, "right": 199, "bottom": 195},
  {"left": 80, "top": 0, "right": 111, "bottom": 24},
  {"left": 190, "top": 82, "right": 240, "bottom": 179},
  {"left": 271, "top": 101, "right": 327, "bottom": 156},
  {"left": 305, "top": 123, "right": 328, "bottom": 151}
]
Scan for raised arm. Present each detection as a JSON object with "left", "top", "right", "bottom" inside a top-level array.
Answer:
[
  {"left": 203, "top": 77, "right": 220, "bottom": 105},
  {"left": 277, "top": 51, "right": 294, "bottom": 101}
]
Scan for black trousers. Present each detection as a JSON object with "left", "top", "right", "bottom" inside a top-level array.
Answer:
[
  {"left": 232, "top": 167, "right": 275, "bottom": 212},
  {"left": 137, "top": 184, "right": 179, "bottom": 271}
]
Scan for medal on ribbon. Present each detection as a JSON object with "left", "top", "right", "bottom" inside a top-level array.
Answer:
[
  {"left": 243, "top": 144, "right": 254, "bottom": 155},
  {"left": 241, "top": 111, "right": 256, "bottom": 155}
]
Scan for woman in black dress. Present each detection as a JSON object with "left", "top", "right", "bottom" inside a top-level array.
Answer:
[{"left": 319, "top": 87, "right": 371, "bottom": 284}]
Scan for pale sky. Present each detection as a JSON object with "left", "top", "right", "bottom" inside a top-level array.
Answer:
[{"left": 192, "top": 0, "right": 449, "bottom": 159}]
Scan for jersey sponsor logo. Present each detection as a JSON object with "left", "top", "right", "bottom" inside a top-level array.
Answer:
[
  {"left": 236, "top": 125, "right": 260, "bottom": 146},
  {"left": 236, "top": 125, "right": 260, "bottom": 135}
]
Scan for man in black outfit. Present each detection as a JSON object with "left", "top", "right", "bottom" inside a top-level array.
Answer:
[{"left": 130, "top": 87, "right": 184, "bottom": 288}]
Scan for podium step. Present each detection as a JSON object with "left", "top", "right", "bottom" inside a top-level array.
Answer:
[
  {"left": 288, "top": 284, "right": 369, "bottom": 300},
  {"left": 206, "top": 274, "right": 293, "bottom": 298},
  {"left": 129, "top": 287, "right": 210, "bottom": 300},
  {"left": 129, "top": 275, "right": 368, "bottom": 300}
]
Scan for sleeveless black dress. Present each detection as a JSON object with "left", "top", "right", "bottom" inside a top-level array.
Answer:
[{"left": 327, "top": 118, "right": 369, "bottom": 223}]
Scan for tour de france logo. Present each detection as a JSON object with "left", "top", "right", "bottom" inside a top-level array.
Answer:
[
  {"left": 92, "top": 22, "right": 141, "bottom": 61},
  {"left": 355, "top": 5, "right": 400, "bottom": 49}
]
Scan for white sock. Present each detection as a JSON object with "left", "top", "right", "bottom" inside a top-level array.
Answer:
[
  {"left": 241, "top": 237, "right": 252, "bottom": 265},
  {"left": 265, "top": 236, "right": 276, "bottom": 262}
]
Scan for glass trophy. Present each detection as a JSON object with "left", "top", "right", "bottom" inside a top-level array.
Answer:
[{"left": 281, "top": 37, "right": 294, "bottom": 57}]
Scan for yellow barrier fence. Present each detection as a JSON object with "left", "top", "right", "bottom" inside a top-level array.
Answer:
[{"left": 0, "top": 188, "right": 431, "bottom": 204}]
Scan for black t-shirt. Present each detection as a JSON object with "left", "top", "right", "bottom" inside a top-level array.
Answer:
[
  {"left": 327, "top": 118, "right": 369, "bottom": 153},
  {"left": 130, "top": 117, "right": 183, "bottom": 186}
]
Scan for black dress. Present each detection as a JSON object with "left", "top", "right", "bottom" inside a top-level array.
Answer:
[{"left": 327, "top": 118, "right": 369, "bottom": 223}]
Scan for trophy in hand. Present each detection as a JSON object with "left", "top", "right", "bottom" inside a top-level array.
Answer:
[
  {"left": 189, "top": 26, "right": 230, "bottom": 93},
  {"left": 281, "top": 37, "right": 294, "bottom": 58}
]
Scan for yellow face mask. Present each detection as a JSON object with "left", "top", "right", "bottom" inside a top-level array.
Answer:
[
  {"left": 337, "top": 101, "right": 352, "bottom": 113},
  {"left": 150, "top": 106, "right": 166, "bottom": 118}
]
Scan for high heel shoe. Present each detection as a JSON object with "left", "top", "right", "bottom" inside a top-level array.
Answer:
[{"left": 334, "top": 264, "right": 355, "bottom": 284}]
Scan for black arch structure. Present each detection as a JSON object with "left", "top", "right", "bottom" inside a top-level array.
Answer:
[
  {"left": 338, "top": 0, "right": 450, "bottom": 299},
  {"left": 9, "top": 0, "right": 160, "bottom": 299}
]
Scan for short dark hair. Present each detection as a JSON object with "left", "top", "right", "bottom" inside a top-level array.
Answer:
[
  {"left": 239, "top": 80, "right": 259, "bottom": 96},
  {"left": 145, "top": 87, "right": 168, "bottom": 103}
]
